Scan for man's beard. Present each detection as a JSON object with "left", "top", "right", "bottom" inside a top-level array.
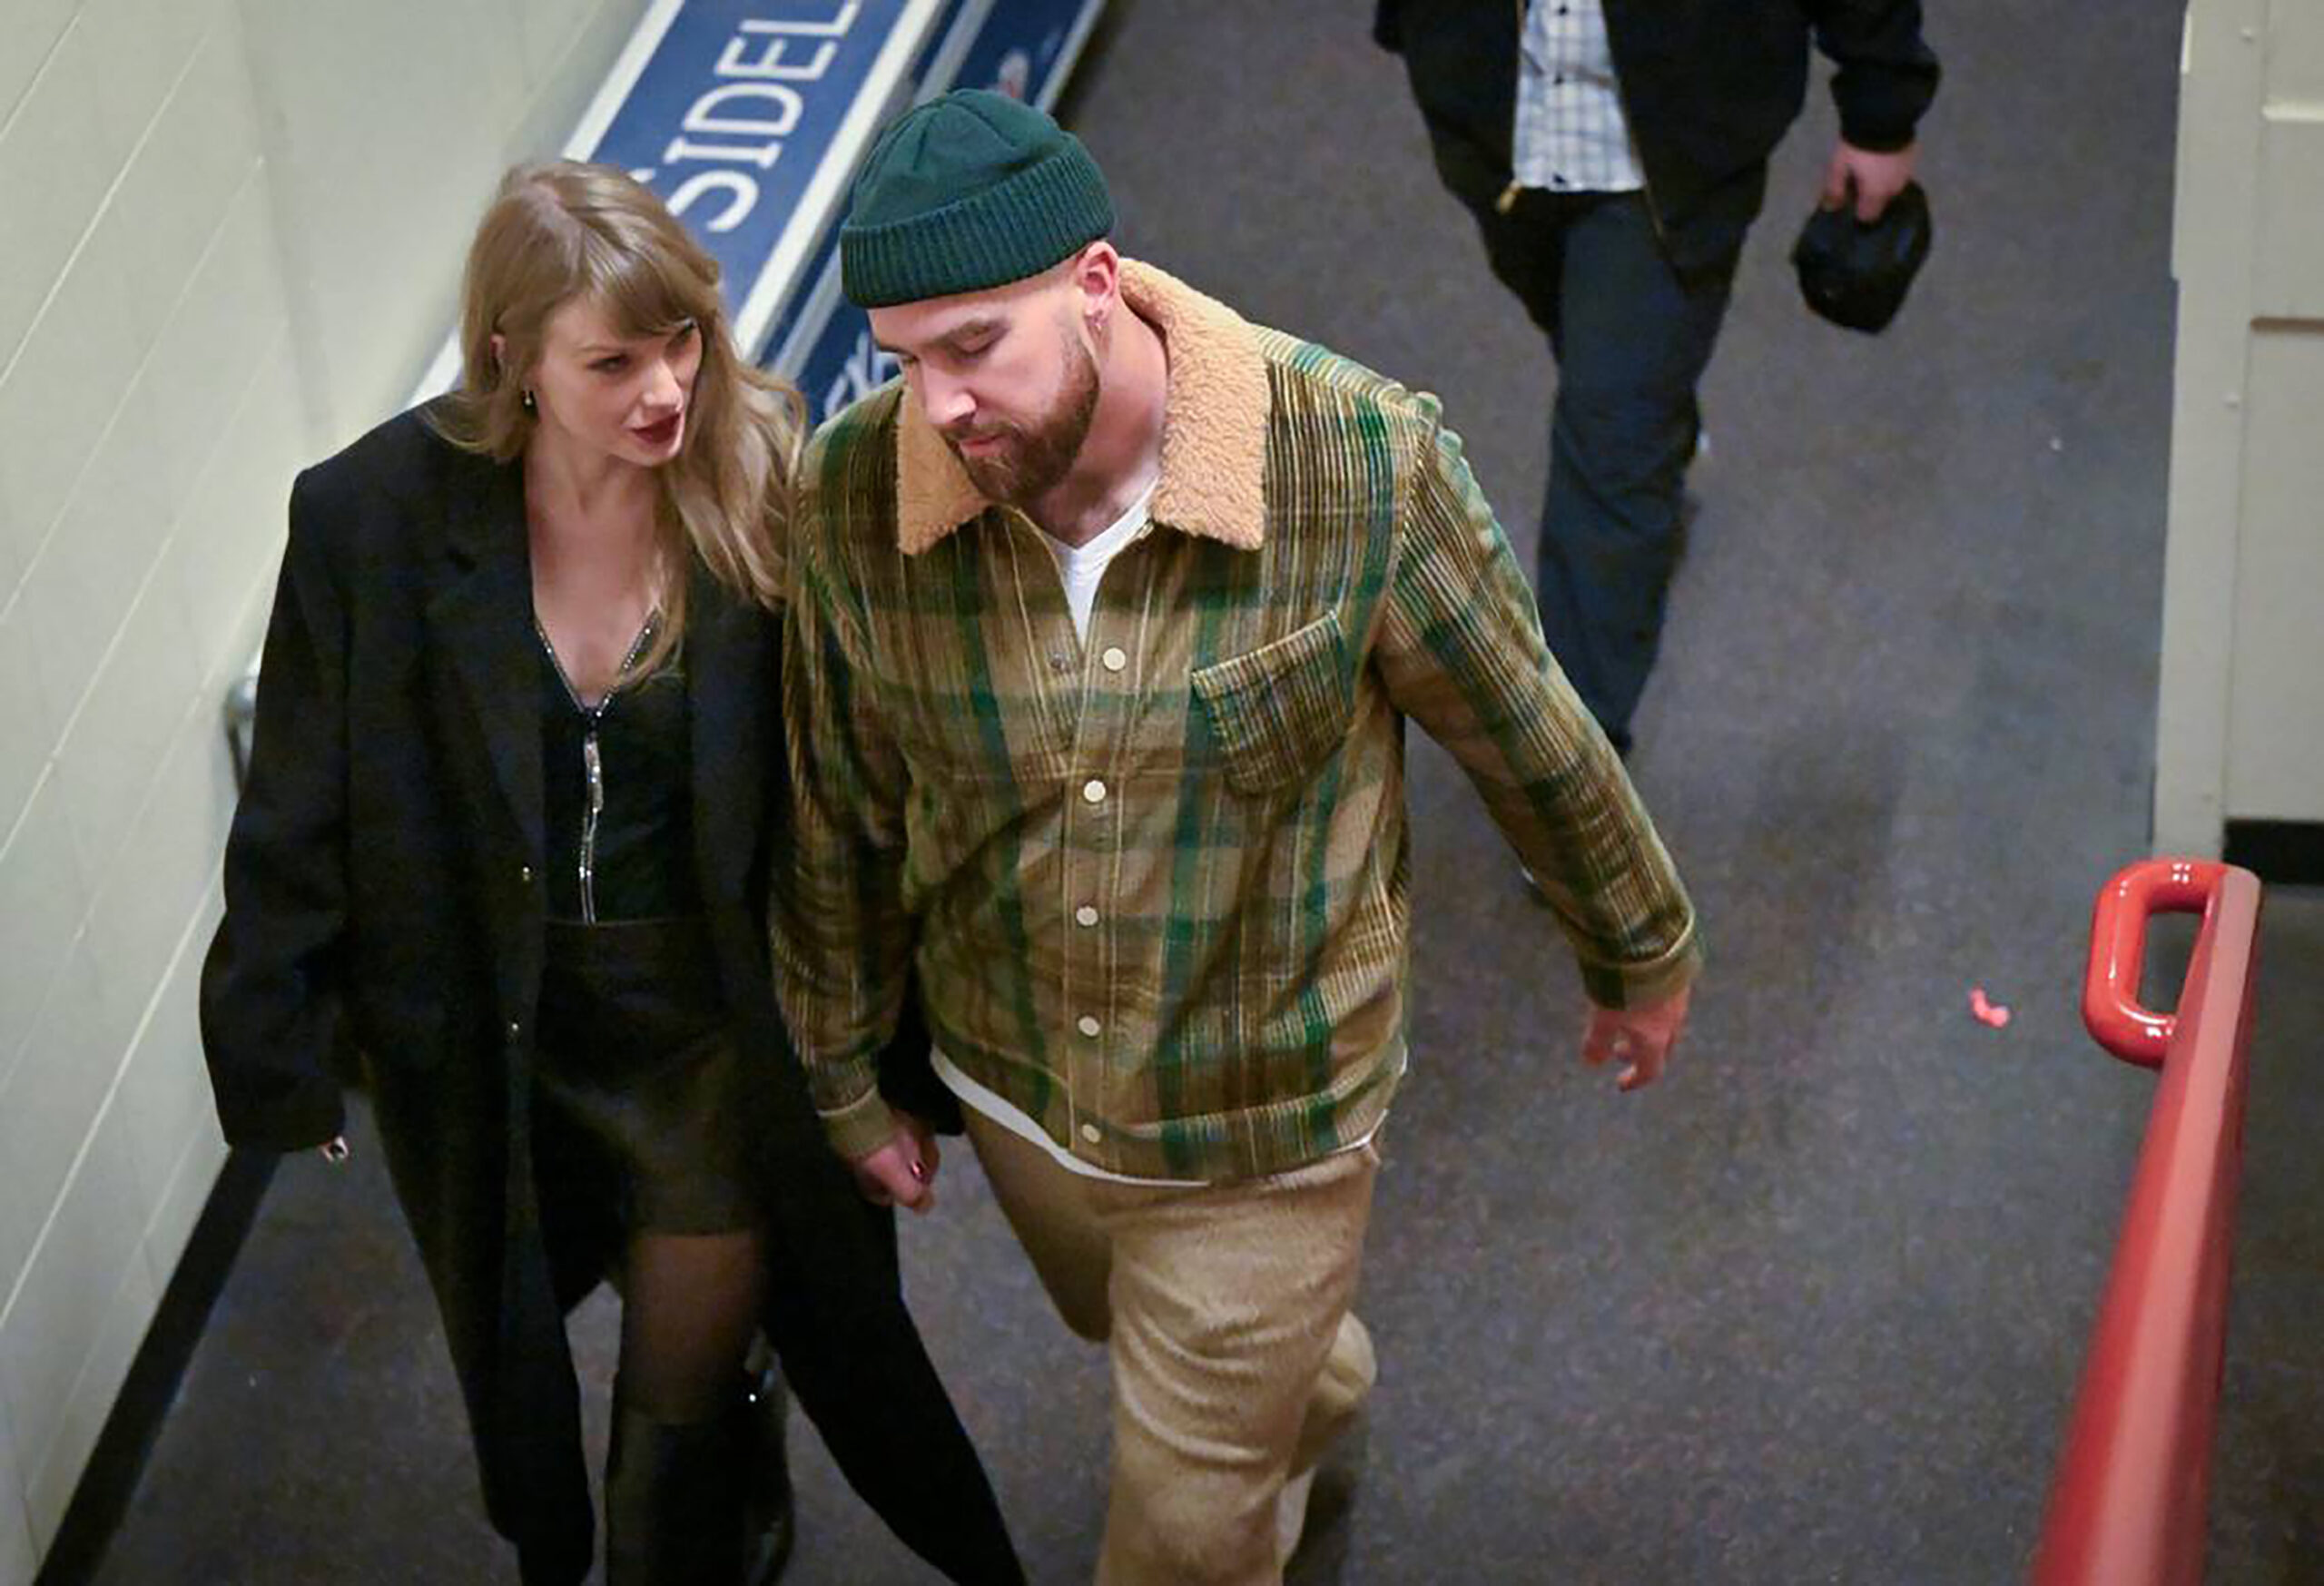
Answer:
[{"left": 948, "top": 334, "right": 1100, "bottom": 507}]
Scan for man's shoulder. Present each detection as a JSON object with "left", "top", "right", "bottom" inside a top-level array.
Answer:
[
  {"left": 806, "top": 380, "right": 907, "bottom": 474},
  {"left": 800, "top": 383, "right": 904, "bottom": 529},
  {"left": 1250, "top": 326, "right": 1447, "bottom": 458},
  {"left": 795, "top": 382, "right": 911, "bottom": 586}
]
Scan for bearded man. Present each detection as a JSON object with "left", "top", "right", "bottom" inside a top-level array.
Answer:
[{"left": 773, "top": 90, "right": 1702, "bottom": 1584}]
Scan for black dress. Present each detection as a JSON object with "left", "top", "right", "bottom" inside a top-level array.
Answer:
[{"left": 531, "top": 616, "right": 753, "bottom": 1236}]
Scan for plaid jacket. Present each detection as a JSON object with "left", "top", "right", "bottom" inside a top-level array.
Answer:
[{"left": 775, "top": 261, "right": 1699, "bottom": 1182}]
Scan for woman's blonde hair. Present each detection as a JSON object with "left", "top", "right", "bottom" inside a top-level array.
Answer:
[{"left": 428, "top": 160, "right": 803, "bottom": 672}]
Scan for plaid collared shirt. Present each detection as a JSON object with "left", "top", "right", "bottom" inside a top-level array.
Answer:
[
  {"left": 1512, "top": 0, "right": 1645, "bottom": 194},
  {"left": 775, "top": 261, "right": 1699, "bottom": 1182}
]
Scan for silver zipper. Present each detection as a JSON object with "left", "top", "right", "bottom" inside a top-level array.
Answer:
[
  {"left": 579, "top": 734, "right": 606, "bottom": 922},
  {"left": 537, "top": 612, "right": 659, "bottom": 926}
]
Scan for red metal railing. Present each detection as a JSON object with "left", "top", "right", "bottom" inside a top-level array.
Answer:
[{"left": 2032, "top": 859, "right": 2264, "bottom": 1585}]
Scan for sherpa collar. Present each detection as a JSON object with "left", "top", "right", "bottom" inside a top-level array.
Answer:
[{"left": 893, "top": 259, "right": 1271, "bottom": 556}]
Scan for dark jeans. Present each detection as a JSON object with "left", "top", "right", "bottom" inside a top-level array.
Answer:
[{"left": 1466, "top": 188, "right": 1740, "bottom": 754}]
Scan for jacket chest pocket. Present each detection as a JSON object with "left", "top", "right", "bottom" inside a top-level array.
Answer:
[{"left": 1190, "top": 613, "right": 1355, "bottom": 798}]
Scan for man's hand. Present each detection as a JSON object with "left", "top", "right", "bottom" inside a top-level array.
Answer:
[
  {"left": 1581, "top": 984, "right": 1692, "bottom": 1092},
  {"left": 1821, "top": 139, "right": 1919, "bottom": 223},
  {"left": 849, "top": 1111, "right": 941, "bottom": 1213}
]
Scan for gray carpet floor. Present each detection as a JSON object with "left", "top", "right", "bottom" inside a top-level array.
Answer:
[{"left": 81, "top": 1, "right": 2324, "bottom": 1581}]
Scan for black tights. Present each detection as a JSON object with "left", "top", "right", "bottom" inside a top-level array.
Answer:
[{"left": 615, "top": 1228, "right": 765, "bottom": 1423}]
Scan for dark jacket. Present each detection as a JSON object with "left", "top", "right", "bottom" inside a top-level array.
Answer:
[
  {"left": 199, "top": 408, "right": 1019, "bottom": 1583},
  {"left": 1377, "top": 0, "right": 1940, "bottom": 274}
]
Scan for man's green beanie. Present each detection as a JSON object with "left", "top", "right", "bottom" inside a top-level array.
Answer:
[{"left": 841, "top": 90, "right": 1114, "bottom": 309}]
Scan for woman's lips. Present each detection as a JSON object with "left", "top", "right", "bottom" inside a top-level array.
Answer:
[{"left": 634, "top": 410, "right": 682, "bottom": 448}]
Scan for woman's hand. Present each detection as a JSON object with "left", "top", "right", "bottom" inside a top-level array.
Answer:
[{"left": 848, "top": 1112, "right": 940, "bottom": 1212}]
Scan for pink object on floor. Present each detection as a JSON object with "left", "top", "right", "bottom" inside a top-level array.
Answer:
[{"left": 1970, "top": 986, "right": 2012, "bottom": 1029}]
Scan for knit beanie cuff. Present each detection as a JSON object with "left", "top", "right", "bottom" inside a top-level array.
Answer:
[{"left": 842, "top": 140, "right": 1114, "bottom": 308}]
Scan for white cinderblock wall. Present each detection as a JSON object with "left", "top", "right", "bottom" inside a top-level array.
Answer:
[
  {"left": 2154, "top": 0, "right": 2324, "bottom": 852},
  {"left": 0, "top": 1, "right": 646, "bottom": 1575}
]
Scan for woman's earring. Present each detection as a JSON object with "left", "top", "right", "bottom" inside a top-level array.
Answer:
[{"left": 521, "top": 388, "right": 537, "bottom": 414}]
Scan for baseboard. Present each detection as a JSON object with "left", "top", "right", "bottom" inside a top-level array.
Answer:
[
  {"left": 2223, "top": 821, "right": 2324, "bottom": 888},
  {"left": 34, "top": 1148, "right": 277, "bottom": 1586}
]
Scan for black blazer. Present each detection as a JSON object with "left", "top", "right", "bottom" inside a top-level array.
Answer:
[
  {"left": 1377, "top": 0, "right": 1940, "bottom": 275},
  {"left": 199, "top": 408, "right": 1018, "bottom": 1582}
]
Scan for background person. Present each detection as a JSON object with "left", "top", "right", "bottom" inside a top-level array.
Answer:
[{"left": 1377, "top": 0, "right": 1940, "bottom": 754}]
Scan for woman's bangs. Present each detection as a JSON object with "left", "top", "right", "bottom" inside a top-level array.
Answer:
[{"left": 586, "top": 225, "right": 719, "bottom": 340}]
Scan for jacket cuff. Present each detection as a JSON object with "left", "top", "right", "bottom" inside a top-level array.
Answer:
[
  {"left": 819, "top": 1083, "right": 901, "bottom": 1162},
  {"left": 1578, "top": 927, "right": 1703, "bottom": 1011},
  {"left": 217, "top": 1073, "right": 347, "bottom": 1154},
  {"left": 1835, "top": 113, "right": 1919, "bottom": 155}
]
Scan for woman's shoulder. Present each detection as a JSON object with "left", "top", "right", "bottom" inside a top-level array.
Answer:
[
  {"left": 290, "top": 402, "right": 502, "bottom": 547},
  {"left": 301, "top": 401, "right": 465, "bottom": 490}
]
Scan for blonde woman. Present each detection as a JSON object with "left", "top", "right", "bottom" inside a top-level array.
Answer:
[{"left": 200, "top": 163, "right": 1021, "bottom": 1585}]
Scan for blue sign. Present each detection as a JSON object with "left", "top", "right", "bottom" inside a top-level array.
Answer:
[
  {"left": 798, "top": 300, "right": 904, "bottom": 425},
  {"left": 411, "top": 0, "right": 1104, "bottom": 407},
  {"left": 951, "top": 0, "right": 1094, "bottom": 107},
  {"left": 590, "top": 0, "right": 931, "bottom": 353}
]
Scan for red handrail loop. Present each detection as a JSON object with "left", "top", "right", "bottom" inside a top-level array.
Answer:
[
  {"left": 2033, "top": 859, "right": 2264, "bottom": 1586},
  {"left": 2083, "top": 859, "right": 2235, "bottom": 1069}
]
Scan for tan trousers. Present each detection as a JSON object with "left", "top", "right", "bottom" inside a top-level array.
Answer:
[{"left": 964, "top": 1112, "right": 1381, "bottom": 1586}]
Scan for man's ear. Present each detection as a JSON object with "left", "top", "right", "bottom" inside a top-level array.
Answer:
[{"left": 1070, "top": 241, "right": 1121, "bottom": 332}]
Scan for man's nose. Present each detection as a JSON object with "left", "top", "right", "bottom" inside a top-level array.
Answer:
[{"left": 919, "top": 368, "right": 976, "bottom": 429}]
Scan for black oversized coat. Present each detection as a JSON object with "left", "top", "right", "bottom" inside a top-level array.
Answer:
[{"left": 199, "top": 407, "right": 1019, "bottom": 1584}]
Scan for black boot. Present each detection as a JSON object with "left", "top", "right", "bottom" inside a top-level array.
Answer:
[
  {"left": 743, "top": 1347, "right": 796, "bottom": 1585},
  {"left": 604, "top": 1392, "right": 747, "bottom": 1586}
]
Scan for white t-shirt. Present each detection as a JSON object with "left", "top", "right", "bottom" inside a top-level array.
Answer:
[
  {"left": 1041, "top": 478, "right": 1156, "bottom": 643},
  {"left": 933, "top": 1046, "right": 1397, "bottom": 1187}
]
